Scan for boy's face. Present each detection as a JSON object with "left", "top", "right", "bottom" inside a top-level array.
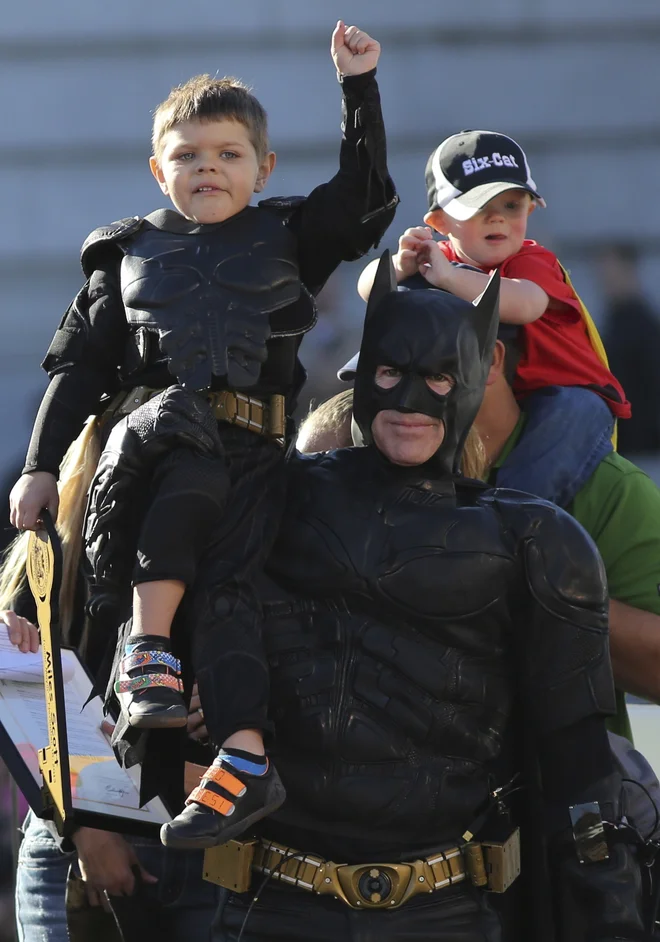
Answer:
[
  {"left": 425, "top": 189, "right": 535, "bottom": 269},
  {"left": 150, "top": 118, "right": 275, "bottom": 224}
]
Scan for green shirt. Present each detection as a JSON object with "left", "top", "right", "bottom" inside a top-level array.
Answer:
[{"left": 491, "top": 416, "right": 660, "bottom": 740}]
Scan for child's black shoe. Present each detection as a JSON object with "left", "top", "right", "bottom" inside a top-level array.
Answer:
[
  {"left": 114, "top": 636, "right": 187, "bottom": 729},
  {"left": 160, "top": 754, "right": 286, "bottom": 850}
]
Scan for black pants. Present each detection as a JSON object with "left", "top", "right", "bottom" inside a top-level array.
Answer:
[
  {"left": 132, "top": 425, "right": 285, "bottom": 747},
  {"left": 215, "top": 883, "right": 502, "bottom": 942}
]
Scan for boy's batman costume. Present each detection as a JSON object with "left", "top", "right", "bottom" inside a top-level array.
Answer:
[
  {"left": 26, "top": 70, "right": 397, "bottom": 481},
  {"left": 215, "top": 255, "right": 649, "bottom": 940},
  {"left": 40, "top": 72, "right": 397, "bottom": 809}
]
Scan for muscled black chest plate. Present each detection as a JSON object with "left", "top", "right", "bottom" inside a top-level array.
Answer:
[
  {"left": 271, "top": 450, "right": 520, "bottom": 628},
  {"left": 263, "top": 449, "right": 528, "bottom": 845},
  {"left": 119, "top": 208, "right": 310, "bottom": 389}
]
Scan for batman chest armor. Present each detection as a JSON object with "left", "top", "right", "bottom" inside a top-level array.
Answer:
[
  {"left": 119, "top": 208, "right": 309, "bottom": 389},
  {"left": 273, "top": 468, "right": 517, "bottom": 633},
  {"left": 265, "top": 468, "right": 518, "bottom": 837}
]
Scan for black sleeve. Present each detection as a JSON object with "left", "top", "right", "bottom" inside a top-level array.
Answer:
[
  {"left": 289, "top": 69, "right": 398, "bottom": 295},
  {"left": 518, "top": 508, "right": 646, "bottom": 940},
  {"left": 22, "top": 262, "right": 127, "bottom": 476}
]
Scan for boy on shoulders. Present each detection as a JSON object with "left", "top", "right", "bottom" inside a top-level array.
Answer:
[{"left": 359, "top": 129, "right": 629, "bottom": 506}]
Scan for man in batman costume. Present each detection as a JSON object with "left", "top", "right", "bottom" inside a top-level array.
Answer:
[{"left": 214, "top": 253, "right": 649, "bottom": 941}]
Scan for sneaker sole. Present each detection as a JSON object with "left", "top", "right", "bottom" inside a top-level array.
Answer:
[{"left": 160, "top": 790, "right": 286, "bottom": 851}]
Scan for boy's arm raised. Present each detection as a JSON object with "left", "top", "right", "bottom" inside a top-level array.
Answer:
[
  {"left": 331, "top": 20, "right": 380, "bottom": 77},
  {"left": 283, "top": 22, "right": 398, "bottom": 295}
]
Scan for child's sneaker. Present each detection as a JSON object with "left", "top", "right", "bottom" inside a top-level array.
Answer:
[
  {"left": 160, "top": 751, "right": 286, "bottom": 850},
  {"left": 114, "top": 635, "right": 187, "bottom": 729}
]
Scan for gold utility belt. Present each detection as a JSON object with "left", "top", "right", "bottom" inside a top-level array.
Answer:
[
  {"left": 105, "top": 385, "right": 286, "bottom": 444},
  {"left": 203, "top": 831, "right": 520, "bottom": 911}
]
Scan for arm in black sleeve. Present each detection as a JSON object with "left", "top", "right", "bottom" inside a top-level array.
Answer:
[
  {"left": 23, "top": 262, "right": 127, "bottom": 476},
  {"left": 23, "top": 367, "right": 109, "bottom": 476},
  {"left": 289, "top": 69, "right": 398, "bottom": 295},
  {"left": 519, "top": 506, "right": 647, "bottom": 941}
]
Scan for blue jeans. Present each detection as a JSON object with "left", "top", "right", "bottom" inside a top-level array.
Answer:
[
  {"left": 496, "top": 386, "right": 614, "bottom": 508},
  {"left": 16, "top": 811, "right": 223, "bottom": 942},
  {"left": 213, "top": 882, "right": 501, "bottom": 942}
]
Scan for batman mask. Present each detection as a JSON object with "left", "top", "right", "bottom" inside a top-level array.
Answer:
[{"left": 353, "top": 251, "right": 500, "bottom": 475}]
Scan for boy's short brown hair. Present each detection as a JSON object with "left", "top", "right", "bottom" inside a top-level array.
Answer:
[{"left": 152, "top": 74, "right": 269, "bottom": 160}]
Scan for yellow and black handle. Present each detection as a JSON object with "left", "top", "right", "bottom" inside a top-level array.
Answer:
[{"left": 26, "top": 511, "right": 73, "bottom": 835}]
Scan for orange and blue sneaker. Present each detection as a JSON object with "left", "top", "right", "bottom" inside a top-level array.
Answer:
[{"left": 160, "top": 749, "right": 286, "bottom": 850}]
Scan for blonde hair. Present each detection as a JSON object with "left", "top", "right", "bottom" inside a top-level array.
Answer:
[
  {"left": 461, "top": 426, "right": 488, "bottom": 480},
  {"left": 0, "top": 419, "right": 100, "bottom": 636},
  {"left": 297, "top": 389, "right": 354, "bottom": 453}
]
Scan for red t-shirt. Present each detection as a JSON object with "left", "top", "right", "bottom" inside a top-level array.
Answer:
[{"left": 439, "top": 239, "right": 630, "bottom": 419}]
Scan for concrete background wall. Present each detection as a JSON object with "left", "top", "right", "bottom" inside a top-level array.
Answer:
[{"left": 2, "top": 0, "right": 660, "bottom": 477}]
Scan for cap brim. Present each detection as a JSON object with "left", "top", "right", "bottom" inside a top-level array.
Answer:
[
  {"left": 337, "top": 353, "right": 359, "bottom": 381},
  {"left": 441, "top": 181, "right": 546, "bottom": 221}
]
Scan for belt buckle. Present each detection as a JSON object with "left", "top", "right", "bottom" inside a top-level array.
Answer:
[{"left": 334, "top": 861, "right": 430, "bottom": 910}]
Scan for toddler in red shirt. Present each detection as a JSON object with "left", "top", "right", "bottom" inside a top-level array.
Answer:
[{"left": 358, "top": 129, "right": 628, "bottom": 506}]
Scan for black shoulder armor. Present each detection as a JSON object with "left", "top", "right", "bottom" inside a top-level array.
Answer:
[
  {"left": 490, "top": 490, "right": 608, "bottom": 619},
  {"left": 81, "top": 216, "right": 145, "bottom": 276},
  {"left": 487, "top": 488, "right": 614, "bottom": 732}
]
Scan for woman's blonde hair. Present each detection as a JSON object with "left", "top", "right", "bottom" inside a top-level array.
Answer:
[
  {"left": 0, "top": 418, "right": 100, "bottom": 636},
  {"left": 461, "top": 426, "right": 488, "bottom": 481}
]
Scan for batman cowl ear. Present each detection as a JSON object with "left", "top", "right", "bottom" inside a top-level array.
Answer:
[
  {"left": 468, "top": 269, "right": 500, "bottom": 361},
  {"left": 365, "top": 249, "right": 397, "bottom": 324}
]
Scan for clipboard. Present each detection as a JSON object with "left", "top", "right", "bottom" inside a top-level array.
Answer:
[{"left": 0, "top": 511, "right": 173, "bottom": 838}]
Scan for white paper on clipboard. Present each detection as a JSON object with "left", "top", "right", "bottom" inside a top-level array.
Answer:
[{"left": 0, "top": 644, "right": 171, "bottom": 826}]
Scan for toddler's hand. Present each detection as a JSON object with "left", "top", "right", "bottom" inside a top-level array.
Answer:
[
  {"left": 9, "top": 472, "right": 59, "bottom": 531},
  {"left": 416, "top": 239, "right": 454, "bottom": 288},
  {"left": 393, "top": 227, "right": 435, "bottom": 280},
  {"left": 331, "top": 21, "right": 380, "bottom": 76},
  {"left": 1, "top": 611, "right": 40, "bottom": 653}
]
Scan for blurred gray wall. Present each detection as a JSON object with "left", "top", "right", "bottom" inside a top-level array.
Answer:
[{"left": 2, "top": 0, "right": 660, "bottom": 478}]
